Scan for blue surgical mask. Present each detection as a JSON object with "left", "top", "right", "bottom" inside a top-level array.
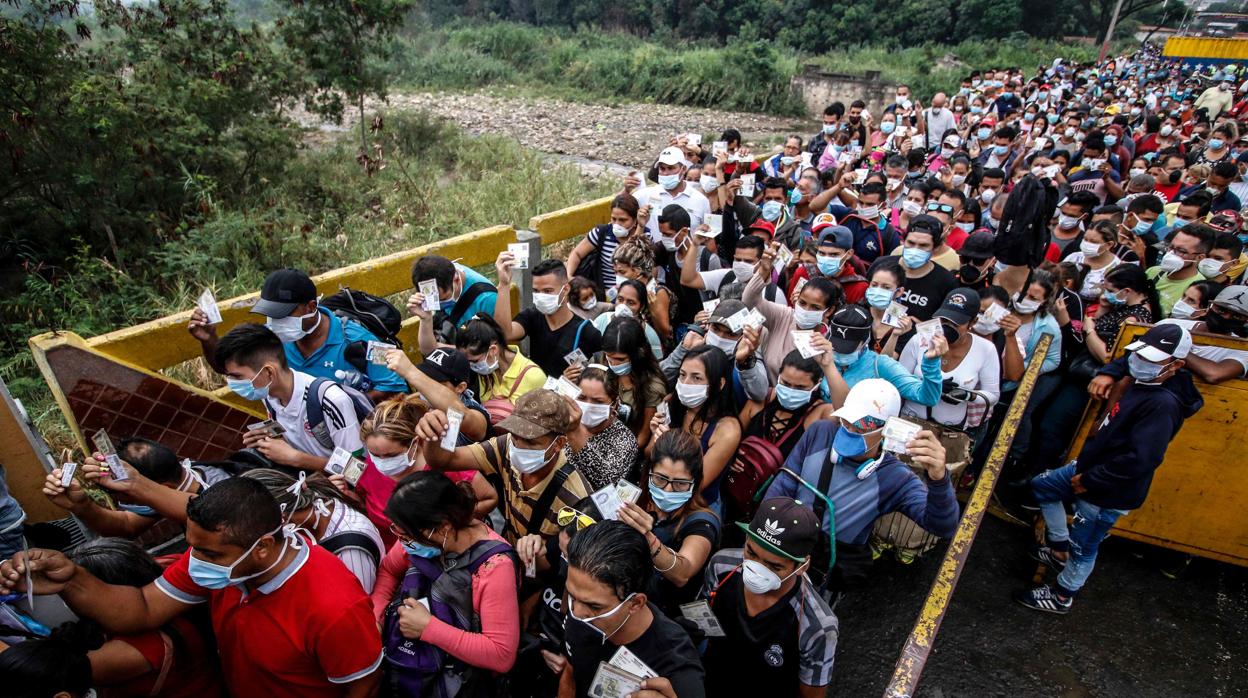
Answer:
[
  {"left": 1127, "top": 352, "right": 1168, "bottom": 383},
  {"left": 187, "top": 525, "right": 287, "bottom": 590},
  {"left": 1132, "top": 218, "right": 1152, "bottom": 236},
  {"left": 970, "top": 106, "right": 984, "bottom": 115},
  {"left": 977, "top": 128, "right": 991, "bottom": 140},
  {"left": 775, "top": 383, "right": 814, "bottom": 410},
  {"left": 865, "top": 287, "right": 894, "bottom": 309},
  {"left": 608, "top": 361, "right": 632, "bottom": 375},
  {"left": 226, "top": 368, "right": 272, "bottom": 402},
  {"left": 833, "top": 349, "right": 861, "bottom": 367},
  {"left": 833, "top": 425, "right": 869, "bottom": 458},
  {"left": 816, "top": 254, "right": 843, "bottom": 276},
  {"left": 761, "top": 200, "right": 784, "bottom": 221},
  {"left": 1209, "top": 138, "right": 1225, "bottom": 151},
  {"left": 881, "top": 122, "right": 896, "bottom": 135},
  {"left": 1104, "top": 135, "right": 1118, "bottom": 147},
  {"left": 901, "top": 248, "right": 932, "bottom": 269},
  {"left": 403, "top": 540, "right": 442, "bottom": 559},
  {"left": 822, "top": 124, "right": 837, "bottom": 135},
  {"left": 993, "top": 144, "right": 1009, "bottom": 156},
  {"left": 1047, "top": 114, "right": 1059, "bottom": 124},
  {"left": 658, "top": 174, "right": 681, "bottom": 190},
  {"left": 1102, "top": 290, "right": 1125, "bottom": 306},
  {"left": 648, "top": 483, "right": 694, "bottom": 513}
]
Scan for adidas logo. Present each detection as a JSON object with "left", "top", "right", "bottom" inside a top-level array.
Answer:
[{"left": 763, "top": 518, "right": 786, "bottom": 536}]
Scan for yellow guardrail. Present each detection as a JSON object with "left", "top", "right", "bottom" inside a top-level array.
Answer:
[{"left": 1163, "top": 37, "right": 1248, "bottom": 61}]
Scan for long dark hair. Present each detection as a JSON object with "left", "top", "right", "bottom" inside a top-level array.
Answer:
[
  {"left": 456, "top": 312, "right": 509, "bottom": 393},
  {"left": 601, "top": 317, "right": 663, "bottom": 430},
  {"left": 640, "top": 429, "right": 711, "bottom": 524},
  {"left": 670, "top": 345, "right": 735, "bottom": 431},
  {"left": 615, "top": 279, "right": 655, "bottom": 329},
  {"left": 385, "top": 470, "right": 478, "bottom": 538},
  {"left": 1104, "top": 263, "right": 1163, "bottom": 320}
]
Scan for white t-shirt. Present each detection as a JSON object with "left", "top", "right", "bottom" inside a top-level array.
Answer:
[
  {"left": 266, "top": 370, "right": 365, "bottom": 459},
  {"left": 1191, "top": 344, "right": 1248, "bottom": 377},
  {"left": 900, "top": 333, "right": 1002, "bottom": 426},
  {"left": 1064, "top": 252, "right": 1122, "bottom": 300},
  {"left": 593, "top": 311, "right": 664, "bottom": 360},
  {"left": 319, "top": 499, "right": 384, "bottom": 593},
  {"left": 637, "top": 185, "right": 710, "bottom": 240}
]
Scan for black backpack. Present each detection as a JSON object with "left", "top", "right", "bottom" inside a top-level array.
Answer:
[
  {"left": 431, "top": 281, "right": 496, "bottom": 344},
  {"left": 322, "top": 287, "right": 404, "bottom": 348},
  {"left": 572, "top": 224, "right": 616, "bottom": 290}
]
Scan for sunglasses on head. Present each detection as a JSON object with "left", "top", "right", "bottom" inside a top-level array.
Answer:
[{"left": 557, "top": 507, "right": 597, "bottom": 531}]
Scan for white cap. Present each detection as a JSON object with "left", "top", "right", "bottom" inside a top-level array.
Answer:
[
  {"left": 1127, "top": 322, "right": 1192, "bottom": 362},
  {"left": 657, "top": 147, "right": 685, "bottom": 166},
  {"left": 832, "top": 378, "right": 901, "bottom": 427}
]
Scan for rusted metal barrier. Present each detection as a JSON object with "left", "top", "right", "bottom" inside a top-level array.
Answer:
[{"left": 883, "top": 334, "right": 1052, "bottom": 698}]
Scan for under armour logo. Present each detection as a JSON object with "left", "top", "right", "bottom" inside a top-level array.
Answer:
[{"left": 763, "top": 519, "right": 786, "bottom": 536}]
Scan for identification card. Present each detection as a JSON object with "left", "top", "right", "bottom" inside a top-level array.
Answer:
[
  {"left": 838, "top": 151, "right": 856, "bottom": 167},
  {"left": 418, "top": 279, "right": 441, "bottom": 312},
  {"left": 882, "top": 416, "right": 923, "bottom": 455},
  {"left": 440, "top": 409, "right": 463, "bottom": 452},
  {"left": 680, "top": 600, "right": 727, "bottom": 637},
  {"left": 247, "top": 419, "right": 286, "bottom": 438},
  {"left": 725, "top": 308, "right": 749, "bottom": 333},
  {"left": 564, "top": 348, "right": 588, "bottom": 368},
  {"left": 982, "top": 302, "right": 1009, "bottom": 324},
  {"left": 915, "top": 318, "right": 942, "bottom": 348},
  {"left": 712, "top": 140, "right": 728, "bottom": 157},
  {"left": 60, "top": 462, "right": 77, "bottom": 488},
  {"left": 702, "top": 213, "right": 723, "bottom": 237},
  {"left": 738, "top": 173, "right": 755, "bottom": 198},
  {"left": 608, "top": 645, "right": 658, "bottom": 679},
  {"left": 701, "top": 298, "right": 720, "bottom": 318},
  {"left": 591, "top": 483, "right": 625, "bottom": 521},
  {"left": 793, "top": 277, "right": 808, "bottom": 297},
  {"left": 792, "top": 330, "right": 824, "bottom": 359},
  {"left": 507, "top": 242, "right": 530, "bottom": 270},
  {"left": 367, "top": 341, "right": 396, "bottom": 365},
  {"left": 525, "top": 558, "right": 537, "bottom": 578},
  {"left": 853, "top": 168, "right": 868, "bottom": 184},
  {"left": 589, "top": 661, "right": 644, "bottom": 698},
  {"left": 326, "top": 447, "right": 366, "bottom": 485},
  {"left": 543, "top": 376, "right": 582, "bottom": 399},
  {"left": 774, "top": 243, "right": 794, "bottom": 270},
  {"left": 615, "top": 479, "right": 641, "bottom": 505},
  {"left": 801, "top": 151, "right": 813, "bottom": 168},
  {"left": 882, "top": 301, "right": 909, "bottom": 329},
  {"left": 656, "top": 401, "right": 670, "bottom": 426},
  {"left": 646, "top": 278, "right": 658, "bottom": 298},
  {"left": 198, "top": 289, "right": 223, "bottom": 325},
  {"left": 92, "top": 430, "right": 129, "bottom": 481},
  {"left": 743, "top": 308, "right": 767, "bottom": 331},
  {"left": 685, "top": 132, "right": 701, "bottom": 147}
]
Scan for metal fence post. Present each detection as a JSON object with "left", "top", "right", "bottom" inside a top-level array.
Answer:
[{"left": 515, "top": 229, "right": 541, "bottom": 356}]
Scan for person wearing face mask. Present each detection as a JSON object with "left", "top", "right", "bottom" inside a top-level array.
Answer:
[
  {"left": 917, "top": 190, "right": 970, "bottom": 269},
  {"left": 1, "top": 478, "right": 386, "bottom": 697},
  {"left": 899, "top": 289, "right": 1001, "bottom": 435},
  {"left": 862, "top": 261, "right": 911, "bottom": 358},
  {"left": 418, "top": 389, "right": 590, "bottom": 544},
  {"left": 217, "top": 324, "right": 371, "bottom": 471},
  {"left": 42, "top": 437, "right": 227, "bottom": 539},
  {"left": 614, "top": 234, "right": 682, "bottom": 346},
  {"left": 373, "top": 471, "right": 521, "bottom": 695},
  {"left": 660, "top": 301, "right": 770, "bottom": 405},
  {"left": 1067, "top": 136, "right": 1124, "bottom": 205},
  {"left": 817, "top": 181, "right": 902, "bottom": 263},
  {"left": 731, "top": 175, "right": 804, "bottom": 252},
  {"left": 610, "top": 430, "right": 722, "bottom": 618},
  {"left": 348, "top": 389, "right": 497, "bottom": 543},
  {"left": 808, "top": 102, "right": 845, "bottom": 163},
  {"left": 743, "top": 241, "right": 846, "bottom": 381},
  {"left": 764, "top": 379, "right": 958, "bottom": 597},
  {"left": 1064, "top": 220, "right": 1123, "bottom": 301},
  {"left": 1195, "top": 80, "right": 1236, "bottom": 121},
  {"left": 699, "top": 497, "right": 837, "bottom": 697},
  {"left": 891, "top": 180, "right": 930, "bottom": 231},
  {"left": 566, "top": 194, "right": 644, "bottom": 293},
  {"left": 563, "top": 366, "right": 639, "bottom": 491},
  {"left": 590, "top": 279, "right": 664, "bottom": 360},
  {"left": 562, "top": 521, "right": 706, "bottom": 698},
  {"left": 1145, "top": 223, "right": 1216, "bottom": 314},
  {"left": 635, "top": 146, "right": 710, "bottom": 241},
  {"left": 243, "top": 468, "right": 384, "bottom": 593},
  {"left": 762, "top": 135, "right": 805, "bottom": 187},
  {"left": 893, "top": 216, "right": 959, "bottom": 336},
  {"left": 188, "top": 268, "right": 407, "bottom": 402},
  {"left": 681, "top": 233, "right": 782, "bottom": 304},
  {"left": 453, "top": 314, "right": 547, "bottom": 425},
  {"left": 411, "top": 254, "right": 500, "bottom": 352},
  {"left": 974, "top": 125, "right": 1019, "bottom": 173},
  {"left": 1200, "top": 232, "right": 1245, "bottom": 284},
  {"left": 1188, "top": 124, "right": 1236, "bottom": 170},
  {"left": 590, "top": 318, "right": 667, "bottom": 447},
  {"left": 826, "top": 305, "right": 945, "bottom": 406},
  {"left": 1181, "top": 160, "right": 1242, "bottom": 213},
  {"left": 787, "top": 221, "right": 868, "bottom": 304},
  {"left": 569, "top": 277, "right": 612, "bottom": 322},
  {"left": 1171, "top": 286, "right": 1248, "bottom": 383},
  {"left": 1048, "top": 192, "right": 1098, "bottom": 258},
  {"left": 494, "top": 254, "right": 604, "bottom": 380},
  {"left": 1017, "top": 324, "right": 1202, "bottom": 615},
  {"left": 954, "top": 231, "right": 998, "bottom": 291}
]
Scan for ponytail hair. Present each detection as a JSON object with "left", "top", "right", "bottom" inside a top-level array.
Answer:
[
  {"left": 1105, "top": 263, "right": 1162, "bottom": 320},
  {"left": 385, "top": 470, "right": 478, "bottom": 535},
  {"left": 242, "top": 468, "right": 364, "bottom": 518},
  {"left": 456, "top": 312, "right": 509, "bottom": 392}
]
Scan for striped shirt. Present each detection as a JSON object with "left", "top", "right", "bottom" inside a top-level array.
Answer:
[
  {"left": 585, "top": 225, "right": 621, "bottom": 289},
  {"left": 701, "top": 549, "right": 839, "bottom": 687},
  {"left": 467, "top": 436, "right": 589, "bottom": 544},
  {"left": 267, "top": 370, "right": 364, "bottom": 459},
  {"left": 319, "top": 500, "right": 385, "bottom": 593}
]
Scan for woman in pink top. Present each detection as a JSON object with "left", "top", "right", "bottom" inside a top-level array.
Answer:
[
  {"left": 333, "top": 394, "right": 496, "bottom": 547},
  {"left": 374, "top": 472, "right": 521, "bottom": 689}
]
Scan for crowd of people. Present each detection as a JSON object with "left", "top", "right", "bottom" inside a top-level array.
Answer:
[{"left": 1, "top": 43, "right": 1246, "bottom": 697}]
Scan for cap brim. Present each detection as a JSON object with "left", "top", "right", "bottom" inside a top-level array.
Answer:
[
  {"left": 829, "top": 335, "right": 866, "bottom": 354},
  {"left": 657, "top": 156, "right": 683, "bottom": 166},
  {"left": 734, "top": 522, "right": 805, "bottom": 561},
  {"left": 495, "top": 415, "right": 551, "bottom": 440},
  {"left": 1125, "top": 340, "right": 1170, "bottom": 362},
  {"left": 251, "top": 299, "right": 298, "bottom": 318},
  {"left": 934, "top": 309, "right": 973, "bottom": 325}
]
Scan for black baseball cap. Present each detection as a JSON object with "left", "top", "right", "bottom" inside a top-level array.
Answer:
[
  {"left": 959, "top": 231, "right": 995, "bottom": 260},
  {"left": 908, "top": 214, "right": 944, "bottom": 237},
  {"left": 252, "top": 269, "right": 317, "bottom": 318},
  {"left": 417, "top": 348, "right": 471, "bottom": 386},
  {"left": 828, "top": 305, "right": 872, "bottom": 353},
  {"left": 934, "top": 288, "right": 981, "bottom": 325},
  {"left": 657, "top": 204, "right": 691, "bottom": 231},
  {"left": 735, "top": 497, "right": 821, "bottom": 562}
]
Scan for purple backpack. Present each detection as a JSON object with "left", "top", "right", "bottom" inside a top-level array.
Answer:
[{"left": 381, "top": 540, "right": 519, "bottom": 698}]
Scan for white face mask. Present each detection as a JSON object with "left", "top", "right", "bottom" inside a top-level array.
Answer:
[
  {"left": 792, "top": 306, "right": 825, "bottom": 329},
  {"left": 902, "top": 200, "right": 923, "bottom": 216},
  {"left": 533, "top": 287, "right": 565, "bottom": 315},
  {"left": 569, "top": 592, "right": 636, "bottom": 644},
  {"left": 1079, "top": 239, "right": 1104, "bottom": 257},
  {"left": 1057, "top": 214, "right": 1082, "bottom": 230},
  {"left": 1170, "top": 299, "right": 1198, "bottom": 319},
  {"left": 676, "top": 381, "right": 709, "bottom": 408},
  {"left": 742, "top": 558, "right": 806, "bottom": 594},
  {"left": 1014, "top": 297, "right": 1042, "bottom": 314},
  {"left": 732, "top": 260, "right": 757, "bottom": 279},
  {"left": 576, "top": 400, "right": 612, "bottom": 427},
  {"left": 581, "top": 298, "right": 598, "bottom": 311},
  {"left": 509, "top": 435, "right": 558, "bottom": 475},
  {"left": 266, "top": 307, "right": 321, "bottom": 343},
  {"left": 972, "top": 315, "right": 1000, "bottom": 335},
  {"left": 951, "top": 174, "right": 967, "bottom": 187},
  {"left": 614, "top": 303, "right": 636, "bottom": 319},
  {"left": 369, "top": 448, "right": 412, "bottom": 476},
  {"left": 700, "top": 175, "right": 720, "bottom": 193},
  {"left": 1198, "top": 258, "right": 1226, "bottom": 278},
  {"left": 703, "top": 330, "right": 738, "bottom": 356},
  {"left": 980, "top": 188, "right": 998, "bottom": 204},
  {"left": 611, "top": 223, "right": 630, "bottom": 237},
  {"left": 1158, "top": 250, "right": 1187, "bottom": 274},
  {"left": 660, "top": 235, "right": 679, "bottom": 251}
]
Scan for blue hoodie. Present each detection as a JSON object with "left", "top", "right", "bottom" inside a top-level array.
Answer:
[{"left": 1076, "top": 358, "right": 1204, "bottom": 510}]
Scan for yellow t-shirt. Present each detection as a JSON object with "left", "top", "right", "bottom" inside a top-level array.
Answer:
[
  {"left": 479, "top": 346, "right": 547, "bottom": 404},
  {"left": 889, "top": 245, "right": 960, "bottom": 271}
]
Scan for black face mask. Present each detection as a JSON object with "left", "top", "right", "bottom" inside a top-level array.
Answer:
[
  {"left": 1205, "top": 312, "right": 1246, "bottom": 337},
  {"left": 958, "top": 262, "right": 988, "bottom": 284},
  {"left": 1168, "top": 169, "right": 1182, "bottom": 184},
  {"left": 942, "top": 322, "right": 962, "bottom": 345}
]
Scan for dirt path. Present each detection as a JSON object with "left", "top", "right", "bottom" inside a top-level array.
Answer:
[{"left": 310, "top": 89, "right": 809, "bottom": 173}]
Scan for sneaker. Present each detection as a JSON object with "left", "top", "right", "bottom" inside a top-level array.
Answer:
[
  {"left": 895, "top": 548, "right": 918, "bottom": 565},
  {"left": 1014, "top": 585, "right": 1072, "bottom": 615},
  {"left": 1028, "top": 544, "right": 1068, "bottom": 571},
  {"left": 869, "top": 539, "right": 888, "bottom": 561}
]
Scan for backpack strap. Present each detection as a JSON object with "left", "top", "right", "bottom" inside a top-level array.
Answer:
[
  {"left": 526, "top": 462, "right": 572, "bottom": 537},
  {"left": 571, "top": 319, "right": 588, "bottom": 352},
  {"left": 450, "top": 281, "right": 496, "bottom": 327},
  {"left": 505, "top": 362, "right": 537, "bottom": 399},
  {"left": 307, "top": 378, "right": 374, "bottom": 450},
  {"left": 812, "top": 453, "right": 836, "bottom": 533},
  {"left": 321, "top": 530, "right": 383, "bottom": 571}
]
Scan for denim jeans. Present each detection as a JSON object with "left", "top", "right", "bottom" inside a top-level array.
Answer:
[{"left": 1030, "top": 462, "right": 1129, "bottom": 597}]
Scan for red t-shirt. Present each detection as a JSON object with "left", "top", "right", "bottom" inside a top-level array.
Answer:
[
  {"left": 156, "top": 544, "right": 382, "bottom": 697},
  {"left": 355, "top": 461, "right": 477, "bottom": 548},
  {"left": 945, "top": 227, "right": 969, "bottom": 251},
  {"left": 787, "top": 260, "right": 868, "bottom": 305},
  {"left": 109, "top": 613, "right": 225, "bottom": 698}
]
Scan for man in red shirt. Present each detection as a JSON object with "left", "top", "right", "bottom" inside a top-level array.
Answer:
[
  {"left": 0, "top": 478, "right": 382, "bottom": 698},
  {"left": 787, "top": 217, "right": 868, "bottom": 304}
]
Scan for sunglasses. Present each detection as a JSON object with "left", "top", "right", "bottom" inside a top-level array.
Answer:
[
  {"left": 926, "top": 202, "right": 955, "bottom": 214},
  {"left": 557, "top": 507, "right": 597, "bottom": 531}
]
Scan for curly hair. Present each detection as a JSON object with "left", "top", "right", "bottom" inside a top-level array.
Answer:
[{"left": 613, "top": 236, "right": 656, "bottom": 279}]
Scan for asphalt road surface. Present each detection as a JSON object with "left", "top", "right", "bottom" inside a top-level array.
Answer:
[{"left": 830, "top": 515, "right": 1248, "bottom": 697}]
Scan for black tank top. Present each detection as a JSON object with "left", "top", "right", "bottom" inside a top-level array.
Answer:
[{"left": 744, "top": 399, "right": 814, "bottom": 458}]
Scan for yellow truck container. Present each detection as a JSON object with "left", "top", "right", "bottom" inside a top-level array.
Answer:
[{"left": 1163, "top": 36, "right": 1248, "bottom": 64}]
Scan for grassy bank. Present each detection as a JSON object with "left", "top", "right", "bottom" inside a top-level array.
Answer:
[
  {"left": 2, "top": 112, "right": 614, "bottom": 442},
  {"left": 383, "top": 21, "right": 1110, "bottom": 113}
]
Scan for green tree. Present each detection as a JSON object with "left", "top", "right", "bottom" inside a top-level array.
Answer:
[{"left": 277, "top": 0, "right": 413, "bottom": 150}]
